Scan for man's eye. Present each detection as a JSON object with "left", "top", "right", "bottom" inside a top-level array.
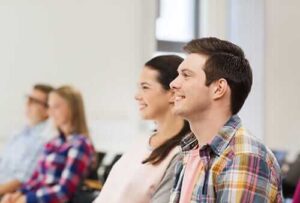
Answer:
[
  {"left": 182, "top": 72, "right": 189, "bottom": 77},
  {"left": 142, "top": 86, "right": 149, "bottom": 89}
]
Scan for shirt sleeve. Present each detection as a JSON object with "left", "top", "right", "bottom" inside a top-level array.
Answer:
[
  {"left": 20, "top": 169, "right": 40, "bottom": 194},
  {"left": 25, "top": 140, "right": 93, "bottom": 203},
  {"left": 14, "top": 139, "right": 44, "bottom": 182},
  {"left": 215, "top": 153, "right": 283, "bottom": 203},
  {"left": 168, "top": 158, "right": 185, "bottom": 203}
]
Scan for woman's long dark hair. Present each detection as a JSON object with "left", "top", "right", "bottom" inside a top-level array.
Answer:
[{"left": 142, "top": 55, "right": 191, "bottom": 165}]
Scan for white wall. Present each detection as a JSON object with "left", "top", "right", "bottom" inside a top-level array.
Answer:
[
  {"left": 200, "top": 0, "right": 300, "bottom": 158},
  {"left": 265, "top": 0, "right": 300, "bottom": 158},
  {"left": 228, "top": 0, "right": 265, "bottom": 141},
  {"left": 1, "top": 0, "right": 299, "bottom": 157},
  {"left": 200, "top": 0, "right": 265, "bottom": 140},
  {"left": 200, "top": 0, "right": 229, "bottom": 39},
  {"left": 0, "top": 0, "right": 156, "bottom": 152}
]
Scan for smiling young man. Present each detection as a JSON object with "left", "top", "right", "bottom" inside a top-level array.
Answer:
[{"left": 169, "top": 37, "right": 283, "bottom": 202}]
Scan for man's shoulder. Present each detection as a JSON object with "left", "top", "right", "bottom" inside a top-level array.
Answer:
[
  {"left": 4, "top": 126, "right": 30, "bottom": 146},
  {"left": 232, "top": 127, "right": 268, "bottom": 154},
  {"left": 227, "top": 126, "right": 279, "bottom": 170},
  {"left": 35, "top": 120, "right": 58, "bottom": 142}
]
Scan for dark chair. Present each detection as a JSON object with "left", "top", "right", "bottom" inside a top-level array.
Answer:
[
  {"left": 102, "top": 154, "right": 122, "bottom": 184},
  {"left": 272, "top": 149, "right": 288, "bottom": 167},
  {"left": 70, "top": 151, "right": 106, "bottom": 203},
  {"left": 282, "top": 153, "right": 300, "bottom": 198},
  {"left": 86, "top": 151, "right": 106, "bottom": 180}
]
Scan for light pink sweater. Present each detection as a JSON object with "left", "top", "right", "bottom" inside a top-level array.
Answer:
[{"left": 94, "top": 136, "right": 180, "bottom": 203}]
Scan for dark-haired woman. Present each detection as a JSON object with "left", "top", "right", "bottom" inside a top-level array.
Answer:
[{"left": 94, "top": 55, "right": 190, "bottom": 203}]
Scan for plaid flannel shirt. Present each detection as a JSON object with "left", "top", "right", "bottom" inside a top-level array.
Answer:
[
  {"left": 21, "top": 133, "right": 94, "bottom": 203},
  {"left": 169, "top": 115, "right": 283, "bottom": 203}
]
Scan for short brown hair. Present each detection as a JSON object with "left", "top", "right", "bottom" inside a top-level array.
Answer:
[
  {"left": 184, "top": 37, "right": 253, "bottom": 115},
  {"left": 34, "top": 84, "right": 53, "bottom": 94},
  {"left": 33, "top": 84, "right": 54, "bottom": 103}
]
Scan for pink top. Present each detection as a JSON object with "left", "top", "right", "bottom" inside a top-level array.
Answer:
[
  {"left": 179, "top": 147, "right": 202, "bottom": 203},
  {"left": 293, "top": 181, "right": 300, "bottom": 203},
  {"left": 94, "top": 136, "right": 180, "bottom": 203}
]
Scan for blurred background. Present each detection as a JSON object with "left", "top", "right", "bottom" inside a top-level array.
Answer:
[{"left": 0, "top": 0, "right": 299, "bottom": 163}]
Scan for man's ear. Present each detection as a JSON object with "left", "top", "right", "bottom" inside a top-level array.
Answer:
[{"left": 212, "top": 78, "right": 228, "bottom": 100}]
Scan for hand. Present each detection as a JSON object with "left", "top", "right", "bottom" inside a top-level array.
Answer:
[
  {"left": 1, "top": 194, "right": 12, "bottom": 203},
  {"left": 0, "top": 192, "right": 22, "bottom": 203},
  {"left": 0, "top": 184, "right": 4, "bottom": 195},
  {"left": 15, "top": 195, "right": 26, "bottom": 203}
]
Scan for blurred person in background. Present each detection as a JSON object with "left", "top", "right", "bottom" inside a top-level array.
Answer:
[
  {"left": 1, "top": 85, "right": 94, "bottom": 203},
  {"left": 0, "top": 84, "right": 55, "bottom": 196}
]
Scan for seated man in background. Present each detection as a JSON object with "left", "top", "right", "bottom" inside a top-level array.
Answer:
[{"left": 0, "top": 84, "right": 56, "bottom": 196}]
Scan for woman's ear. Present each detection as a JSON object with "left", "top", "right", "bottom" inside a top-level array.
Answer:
[{"left": 212, "top": 78, "right": 228, "bottom": 100}]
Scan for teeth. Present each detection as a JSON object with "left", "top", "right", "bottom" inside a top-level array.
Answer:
[
  {"left": 139, "top": 104, "right": 147, "bottom": 109},
  {"left": 175, "top": 96, "right": 184, "bottom": 102}
]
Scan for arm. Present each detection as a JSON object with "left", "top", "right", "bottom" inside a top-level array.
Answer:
[
  {"left": 215, "top": 153, "right": 282, "bottom": 203},
  {"left": 0, "top": 136, "right": 42, "bottom": 195},
  {"left": 13, "top": 140, "right": 44, "bottom": 184},
  {"left": 20, "top": 146, "right": 47, "bottom": 194},
  {"left": 15, "top": 195, "right": 26, "bottom": 203},
  {"left": 24, "top": 140, "right": 93, "bottom": 203},
  {"left": 152, "top": 153, "right": 182, "bottom": 203},
  {"left": 20, "top": 169, "right": 40, "bottom": 194},
  {"left": 0, "top": 191, "right": 22, "bottom": 203}
]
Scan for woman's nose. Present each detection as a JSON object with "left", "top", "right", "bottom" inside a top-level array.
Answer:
[{"left": 134, "top": 91, "right": 141, "bottom": 101}]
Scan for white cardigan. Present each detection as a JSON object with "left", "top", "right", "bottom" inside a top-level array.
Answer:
[{"left": 94, "top": 136, "right": 181, "bottom": 203}]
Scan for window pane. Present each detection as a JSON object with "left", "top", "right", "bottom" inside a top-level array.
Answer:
[{"left": 156, "top": 0, "right": 195, "bottom": 42}]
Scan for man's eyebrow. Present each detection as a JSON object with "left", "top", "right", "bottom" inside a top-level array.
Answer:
[
  {"left": 179, "top": 68, "right": 194, "bottom": 74},
  {"left": 140, "top": 82, "right": 151, "bottom": 86}
]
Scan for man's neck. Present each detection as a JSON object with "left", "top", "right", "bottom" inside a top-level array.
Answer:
[
  {"left": 189, "top": 111, "right": 231, "bottom": 148},
  {"left": 28, "top": 119, "right": 47, "bottom": 128}
]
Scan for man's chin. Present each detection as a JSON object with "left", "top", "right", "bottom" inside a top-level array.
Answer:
[
  {"left": 172, "top": 106, "right": 185, "bottom": 116},
  {"left": 27, "top": 119, "right": 39, "bottom": 127},
  {"left": 140, "top": 111, "right": 151, "bottom": 120}
]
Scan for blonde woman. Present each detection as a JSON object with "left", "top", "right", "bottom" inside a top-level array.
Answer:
[{"left": 1, "top": 86, "right": 94, "bottom": 203}]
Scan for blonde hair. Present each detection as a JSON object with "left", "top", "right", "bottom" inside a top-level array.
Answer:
[{"left": 52, "top": 85, "right": 89, "bottom": 137}]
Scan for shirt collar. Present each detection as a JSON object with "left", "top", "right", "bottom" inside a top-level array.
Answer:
[
  {"left": 180, "top": 132, "right": 198, "bottom": 152},
  {"left": 180, "top": 115, "right": 242, "bottom": 156},
  {"left": 209, "top": 115, "right": 241, "bottom": 156},
  {"left": 25, "top": 120, "right": 47, "bottom": 134},
  {"left": 59, "top": 131, "right": 82, "bottom": 142}
]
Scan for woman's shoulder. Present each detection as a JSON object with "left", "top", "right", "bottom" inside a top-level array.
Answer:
[
  {"left": 151, "top": 147, "right": 183, "bottom": 203},
  {"left": 67, "top": 134, "right": 94, "bottom": 150},
  {"left": 168, "top": 145, "right": 182, "bottom": 160},
  {"left": 44, "top": 135, "right": 61, "bottom": 148},
  {"left": 69, "top": 133, "right": 89, "bottom": 142}
]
